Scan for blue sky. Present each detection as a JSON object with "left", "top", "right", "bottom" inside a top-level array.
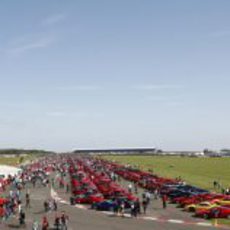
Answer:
[{"left": 0, "top": 0, "right": 230, "bottom": 151}]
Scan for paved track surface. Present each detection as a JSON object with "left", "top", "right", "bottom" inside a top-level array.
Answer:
[{"left": 0, "top": 173, "right": 225, "bottom": 230}]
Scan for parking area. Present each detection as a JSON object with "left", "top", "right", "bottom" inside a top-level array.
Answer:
[{"left": 0, "top": 155, "right": 228, "bottom": 230}]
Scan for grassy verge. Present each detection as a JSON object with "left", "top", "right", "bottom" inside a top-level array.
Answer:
[
  {"left": 0, "top": 155, "right": 37, "bottom": 166},
  {"left": 102, "top": 155, "right": 230, "bottom": 192},
  {"left": 102, "top": 155, "right": 230, "bottom": 226},
  {"left": 212, "top": 218, "right": 230, "bottom": 227}
]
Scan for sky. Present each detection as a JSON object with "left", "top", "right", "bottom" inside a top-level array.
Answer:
[{"left": 0, "top": 0, "right": 230, "bottom": 152}]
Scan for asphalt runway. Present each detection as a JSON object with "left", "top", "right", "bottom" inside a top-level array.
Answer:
[{"left": 0, "top": 173, "right": 223, "bottom": 230}]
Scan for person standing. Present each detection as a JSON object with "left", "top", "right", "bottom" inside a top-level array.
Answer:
[
  {"left": 154, "top": 188, "right": 159, "bottom": 200},
  {"left": 113, "top": 199, "right": 119, "bottom": 215},
  {"left": 226, "top": 188, "right": 230, "bottom": 195},
  {"left": 162, "top": 194, "right": 167, "bottom": 209},
  {"left": 0, "top": 205, "right": 4, "bottom": 220},
  {"left": 130, "top": 202, "right": 135, "bottom": 217},
  {"left": 53, "top": 199, "right": 58, "bottom": 211},
  {"left": 32, "top": 219, "right": 39, "bottom": 230},
  {"left": 213, "top": 180, "right": 217, "bottom": 189},
  {"left": 142, "top": 196, "right": 148, "bottom": 214},
  {"left": 145, "top": 191, "right": 151, "bottom": 205},
  {"left": 32, "top": 178, "right": 36, "bottom": 188},
  {"left": 19, "top": 209, "right": 26, "bottom": 226},
  {"left": 134, "top": 183, "right": 138, "bottom": 194},
  {"left": 136, "top": 198, "right": 141, "bottom": 214},
  {"left": 120, "top": 201, "right": 125, "bottom": 217},
  {"left": 66, "top": 184, "right": 70, "bottom": 193},
  {"left": 18, "top": 201, "right": 22, "bottom": 214},
  {"left": 42, "top": 216, "right": 49, "bottom": 230},
  {"left": 25, "top": 191, "right": 30, "bottom": 208},
  {"left": 61, "top": 211, "right": 69, "bottom": 230},
  {"left": 133, "top": 200, "right": 140, "bottom": 217},
  {"left": 128, "top": 184, "right": 133, "bottom": 193},
  {"left": 44, "top": 200, "right": 49, "bottom": 212},
  {"left": 51, "top": 178, "right": 55, "bottom": 188}
]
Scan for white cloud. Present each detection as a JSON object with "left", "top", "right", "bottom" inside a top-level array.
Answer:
[
  {"left": 144, "top": 96, "right": 184, "bottom": 106},
  {"left": 146, "top": 96, "right": 168, "bottom": 102},
  {"left": 42, "top": 14, "right": 66, "bottom": 26},
  {"left": 57, "top": 85, "right": 101, "bottom": 91},
  {"left": 46, "top": 112, "right": 66, "bottom": 117},
  {"left": 134, "top": 84, "right": 184, "bottom": 90},
  {"left": 7, "top": 38, "right": 53, "bottom": 56},
  {"left": 46, "top": 111, "right": 104, "bottom": 118}
]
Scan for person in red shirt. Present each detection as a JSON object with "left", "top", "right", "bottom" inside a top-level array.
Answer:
[
  {"left": 42, "top": 216, "right": 49, "bottom": 230},
  {"left": 0, "top": 205, "right": 5, "bottom": 218}
]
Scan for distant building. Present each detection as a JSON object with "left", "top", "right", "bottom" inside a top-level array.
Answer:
[
  {"left": 73, "top": 148, "right": 160, "bottom": 155},
  {"left": 220, "top": 149, "right": 230, "bottom": 157},
  {"left": 203, "top": 149, "right": 222, "bottom": 157}
]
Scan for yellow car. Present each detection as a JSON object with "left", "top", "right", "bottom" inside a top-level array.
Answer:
[
  {"left": 216, "top": 197, "right": 230, "bottom": 206},
  {"left": 185, "top": 201, "right": 219, "bottom": 212}
]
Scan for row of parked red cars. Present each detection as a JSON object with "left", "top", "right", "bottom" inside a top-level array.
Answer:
[
  {"left": 96, "top": 158, "right": 230, "bottom": 219},
  {"left": 1, "top": 155, "right": 229, "bottom": 221},
  {"left": 69, "top": 158, "right": 137, "bottom": 206},
  {"left": 29, "top": 155, "right": 230, "bottom": 220}
]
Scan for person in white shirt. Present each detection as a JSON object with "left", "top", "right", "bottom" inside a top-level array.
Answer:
[
  {"left": 145, "top": 191, "right": 151, "bottom": 204},
  {"left": 128, "top": 184, "right": 133, "bottom": 193},
  {"left": 18, "top": 201, "right": 22, "bottom": 214}
]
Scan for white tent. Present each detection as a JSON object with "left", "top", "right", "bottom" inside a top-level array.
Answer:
[{"left": 0, "top": 165, "right": 21, "bottom": 177}]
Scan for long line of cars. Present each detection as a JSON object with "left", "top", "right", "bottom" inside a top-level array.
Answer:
[
  {"left": 68, "top": 158, "right": 230, "bottom": 218},
  {"left": 97, "top": 158, "right": 230, "bottom": 219},
  {"left": 61, "top": 156, "right": 230, "bottom": 220},
  {"left": 69, "top": 157, "right": 138, "bottom": 212},
  {"left": 1, "top": 155, "right": 228, "bottom": 221}
]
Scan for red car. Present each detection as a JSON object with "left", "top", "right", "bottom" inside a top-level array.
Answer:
[
  {"left": 0, "top": 197, "right": 8, "bottom": 205},
  {"left": 196, "top": 206, "right": 230, "bottom": 219},
  {"left": 72, "top": 193, "right": 104, "bottom": 204}
]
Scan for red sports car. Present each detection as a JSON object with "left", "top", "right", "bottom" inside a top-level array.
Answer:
[
  {"left": 196, "top": 206, "right": 230, "bottom": 219},
  {"left": 72, "top": 193, "right": 104, "bottom": 204}
]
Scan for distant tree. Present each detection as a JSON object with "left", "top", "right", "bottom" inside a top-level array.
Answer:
[
  {"left": 203, "top": 148, "right": 210, "bottom": 154},
  {"left": 221, "top": 149, "right": 230, "bottom": 153}
]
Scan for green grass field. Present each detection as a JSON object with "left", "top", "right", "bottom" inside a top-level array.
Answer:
[
  {"left": 103, "top": 155, "right": 230, "bottom": 227},
  {"left": 0, "top": 155, "right": 36, "bottom": 166},
  {"left": 102, "top": 155, "right": 230, "bottom": 191}
]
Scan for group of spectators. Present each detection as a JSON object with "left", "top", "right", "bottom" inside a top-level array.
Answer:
[
  {"left": 111, "top": 186, "right": 168, "bottom": 218},
  {"left": 44, "top": 199, "right": 58, "bottom": 212},
  {"left": 32, "top": 211, "right": 69, "bottom": 230},
  {"left": 0, "top": 174, "right": 29, "bottom": 226},
  {"left": 213, "top": 181, "right": 230, "bottom": 195},
  {"left": 0, "top": 157, "right": 71, "bottom": 229}
]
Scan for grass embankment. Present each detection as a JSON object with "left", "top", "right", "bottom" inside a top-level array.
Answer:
[
  {"left": 102, "top": 155, "right": 230, "bottom": 191},
  {"left": 103, "top": 155, "right": 230, "bottom": 227},
  {"left": 0, "top": 155, "right": 37, "bottom": 166}
]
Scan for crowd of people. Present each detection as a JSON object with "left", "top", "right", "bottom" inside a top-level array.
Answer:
[
  {"left": 110, "top": 184, "right": 168, "bottom": 218},
  {"left": 3, "top": 155, "right": 217, "bottom": 230},
  {"left": 0, "top": 175, "right": 28, "bottom": 224},
  {"left": 31, "top": 211, "right": 69, "bottom": 230},
  {"left": 0, "top": 157, "right": 70, "bottom": 229}
]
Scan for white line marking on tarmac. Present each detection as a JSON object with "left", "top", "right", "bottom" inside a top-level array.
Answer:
[
  {"left": 102, "top": 212, "right": 131, "bottom": 218},
  {"left": 196, "top": 222, "right": 213, "bottom": 227},
  {"left": 102, "top": 211, "right": 113, "bottom": 215},
  {"left": 142, "top": 216, "right": 158, "bottom": 221},
  {"left": 168, "top": 219, "right": 185, "bottom": 224},
  {"left": 60, "top": 200, "right": 69, "bottom": 204},
  {"left": 75, "top": 204, "right": 87, "bottom": 209},
  {"left": 51, "top": 187, "right": 216, "bottom": 228}
]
